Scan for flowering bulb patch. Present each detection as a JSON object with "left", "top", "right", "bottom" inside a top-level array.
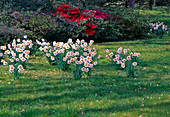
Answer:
[
  {"left": 37, "top": 39, "right": 72, "bottom": 71},
  {"left": 105, "top": 47, "right": 141, "bottom": 77},
  {"left": 66, "top": 39, "right": 100, "bottom": 80},
  {"left": 0, "top": 50, "right": 3, "bottom": 65},
  {"left": 149, "top": 22, "right": 168, "bottom": 38},
  {"left": 37, "top": 38, "right": 100, "bottom": 79},
  {"left": 0, "top": 37, "right": 32, "bottom": 79}
]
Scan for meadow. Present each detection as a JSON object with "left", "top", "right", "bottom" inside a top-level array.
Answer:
[
  {"left": 0, "top": 4, "right": 170, "bottom": 117},
  {"left": 0, "top": 35, "right": 169, "bottom": 116}
]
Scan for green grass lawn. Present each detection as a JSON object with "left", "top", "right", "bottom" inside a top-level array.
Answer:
[
  {"left": 0, "top": 35, "right": 169, "bottom": 117},
  {"left": 0, "top": 6, "right": 170, "bottom": 117},
  {"left": 139, "top": 6, "right": 170, "bottom": 27}
]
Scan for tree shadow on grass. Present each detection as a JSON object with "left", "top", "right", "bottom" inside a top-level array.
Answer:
[
  {"left": 0, "top": 60, "right": 169, "bottom": 116},
  {"left": 1, "top": 73, "right": 169, "bottom": 103},
  {"left": 97, "top": 39, "right": 170, "bottom": 46},
  {"left": 81, "top": 102, "right": 169, "bottom": 114},
  {"left": 27, "top": 62, "right": 55, "bottom": 71},
  {"left": 1, "top": 98, "right": 169, "bottom": 116}
]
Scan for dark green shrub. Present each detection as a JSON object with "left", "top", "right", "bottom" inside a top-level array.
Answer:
[
  {"left": 1, "top": 9, "right": 79, "bottom": 43},
  {"left": 0, "top": 23, "right": 26, "bottom": 45},
  {"left": 105, "top": 6, "right": 150, "bottom": 40},
  {"left": 77, "top": 5, "right": 150, "bottom": 42},
  {"left": 80, "top": 8, "right": 119, "bottom": 42},
  {"left": 0, "top": 0, "right": 53, "bottom": 13},
  {"left": 149, "top": 22, "right": 168, "bottom": 38}
]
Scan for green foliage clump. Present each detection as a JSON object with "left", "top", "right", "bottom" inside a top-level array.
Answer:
[
  {"left": 0, "top": 0, "right": 151, "bottom": 44},
  {"left": 0, "top": 0, "right": 53, "bottom": 13},
  {"left": 108, "top": 6, "right": 150, "bottom": 40}
]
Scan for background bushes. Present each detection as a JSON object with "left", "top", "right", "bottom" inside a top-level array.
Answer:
[
  {"left": 0, "top": 0, "right": 53, "bottom": 13},
  {"left": 0, "top": 0, "right": 151, "bottom": 44}
]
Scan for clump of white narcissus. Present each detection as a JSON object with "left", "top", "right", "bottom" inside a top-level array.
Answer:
[
  {"left": 149, "top": 22, "right": 168, "bottom": 38},
  {"left": 0, "top": 38, "right": 33, "bottom": 79},
  {"left": 67, "top": 39, "right": 100, "bottom": 80},
  {"left": 105, "top": 47, "right": 141, "bottom": 77},
  {"left": 0, "top": 46, "right": 5, "bottom": 65},
  {"left": 36, "top": 39, "right": 71, "bottom": 71},
  {"left": 37, "top": 39, "right": 100, "bottom": 80}
]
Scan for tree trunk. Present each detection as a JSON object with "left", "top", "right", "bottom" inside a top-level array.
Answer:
[
  {"left": 153, "top": 0, "right": 156, "bottom": 6},
  {"left": 139, "top": 0, "right": 144, "bottom": 8},
  {"left": 149, "top": 0, "right": 152, "bottom": 10},
  {"left": 128, "top": 0, "right": 135, "bottom": 8},
  {"left": 125, "top": 0, "right": 128, "bottom": 8}
]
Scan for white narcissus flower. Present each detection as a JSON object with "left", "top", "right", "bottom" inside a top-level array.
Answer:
[
  {"left": 17, "top": 65, "right": 23, "bottom": 69},
  {"left": 51, "top": 56, "right": 55, "bottom": 60},
  {"left": 93, "top": 61, "right": 97, "bottom": 65},
  {"left": 121, "top": 63, "right": 125, "bottom": 68},
  {"left": 109, "top": 52, "right": 114, "bottom": 57},
  {"left": 1, "top": 59, "right": 5, "bottom": 63},
  {"left": 10, "top": 59, "right": 14, "bottom": 62},
  {"left": 1, "top": 46, "right": 6, "bottom": 50},
  {"left": 16, "top": 58, "right": 19, "bottom": 61},
  {"left": 76, "top": 39, "right": 80, "bottom": 44},
  {"left": 0, "top": 53, "right": 3, "bottom": 57},
  {"left": 90, "top": 40, "right": 94, "bottom": 45},
  {"left": 122, "top": 59, "right": 126, "bottom": 62},
  {"left": 116, "top": 60, "right": 121, "bottom": 64},
  {"left": 9, "top": 65, "right": 15, "bottom": 70},
  {"left": 115, "top": 54, "right": 119, "bottom": 59},
  {"left": 22, "top": 40, "right": 26, "bottom": 43},
  {"left": 3, "top": 61, "right": 8, "bottom": 66},
  {"left": 68, "top": 38, "right": 72, "bottom": 43},
  {"left": 85, "top": 68, "right": 89, "bottom": 72},
  {"left": 130, "top": 52, "right": 133, "bottom": 56},
  {"left": 21, "top": 57, "right": 26, "bottom": 62},
  {"left": 81, "top": 67, "right": 85, "bottom": 71},
  {"left": 9, "top": 69, "right": 14, "bottom": 73},
  {"left": 133, "top": 52, "right": 138, "bottom": 56},
  {"left": 97, "top": 55, "right": 101, "bottom": 59},
  {"left": 59, "top": 42, "right": 64, "bottom": 48},
  {"left": 106, "top": 49, "right": 109, "bottom": 53},
  {"left": 105, "top": 55, "right": 109, "bottom": 58},
  {"left": 113, "top": 58, "right": 117, "bottom": 62},
  {"left": 7, "top": 44, "right": 11, "bottom": 48},
  {"left": 12, "top": 42, "right": 16, "bottom": 47},
  {"left": 137, "top": 53, "right": 140, "bottom": 57},
  {"left": 24, "top": 35, "right": 27, "bottom": 39},
  {"left": 132, "top": 62, "right": 137, "bottom": 66},
  {"left": 123, "top": 49, "right": 127, "bottom": 54},
  {"left": 13, "top": 39, "right": 16, "bottom": 42},
  {"left": 63, "top": 57, "right": 67, "bottom": 61},
  {"left": 46, "top": 53, "right": 51, "bottom": 57},
  {"left": 117, "top": 47, "right": 122, "bottom": 54},
  {"left": 39, "top": 47, "right": 43, "bottom": 51},
  {"left": 25, "top": 54, "right": 30, "bottom": 59},
  {"left": 67, "top": 60, "right": 71, "bottom": 64},
  {"left": 17, "top": 39, "right": 20, "bottom": 42},
  {"left": 127, "top": 56, "right": 131, "bottom": 60},
  {"left": 42, "top": 39, "right": 45, "bottom": 42},
  {"left": 81, "top": 39, "right": 85, "bottom": 44}
]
